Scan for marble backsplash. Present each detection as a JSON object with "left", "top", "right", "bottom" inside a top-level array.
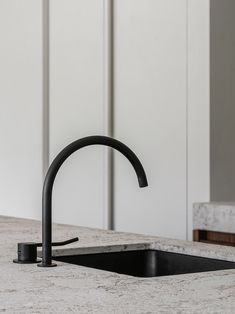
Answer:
[{"left": 193, "top": 202, "right": 235, "bottom": 233}]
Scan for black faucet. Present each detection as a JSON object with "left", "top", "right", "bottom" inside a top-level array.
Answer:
[
  {"left": 38, "top": 136, "right": 148, "bottom": 267},
  {"left": 14, "top": 135, "right": 147, "bottom": 267}
]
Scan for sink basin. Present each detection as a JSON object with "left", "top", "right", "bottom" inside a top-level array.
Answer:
[{"left": 53, "top": 250, "right": 235, "bottom": 277}]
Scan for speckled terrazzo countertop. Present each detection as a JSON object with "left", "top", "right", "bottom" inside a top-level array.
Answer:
[
  {"left": 194, "top": 202, "right": 235, "bottom": 233},
  {"left": 2, "top": 216, "right": 235, "bottom": 313}
]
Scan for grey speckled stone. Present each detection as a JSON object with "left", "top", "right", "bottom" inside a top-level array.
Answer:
[
  {"left": 193, "top": 202, "right": 235, "bottom": 233},
  {"left": 2, "top": 215, "right": 235, "bottom": 313}
]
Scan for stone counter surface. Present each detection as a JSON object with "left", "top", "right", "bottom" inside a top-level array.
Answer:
[{"left": 1, "top": 216, "right": 235, "bottom": 313}]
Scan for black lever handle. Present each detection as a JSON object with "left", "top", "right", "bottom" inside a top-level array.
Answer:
[
  {"left": 13, "top": 237, "right": 79, "bottom": 264},
  {"left": 35, "top": 237, "right": 79, "bottom": 247}
]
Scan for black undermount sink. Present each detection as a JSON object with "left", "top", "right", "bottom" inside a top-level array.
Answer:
[{"left": 53, "top": 250, "right": 235, "bottom": 277}]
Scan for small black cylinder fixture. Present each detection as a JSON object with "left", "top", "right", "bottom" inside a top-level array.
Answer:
[{"left": 13, "top": 242, "right": 40, "bottom": 264}]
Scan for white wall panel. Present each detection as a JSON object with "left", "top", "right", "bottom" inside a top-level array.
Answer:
[
  {"left": 50, "top": 0, "right": 105, "bottom": 228},
  {"left": 114, "top": 0, "right": 187, "bottom": 239},
  {"left": 0, "top": 0, "right": 42, "bottom": 219},
  {"left": 0, "top": 0, "right": 211, "bottom": 239}
]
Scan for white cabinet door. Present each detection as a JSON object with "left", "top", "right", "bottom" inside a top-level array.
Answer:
[
  {"left": 50, "top": 0, "right": 105, "bottom": 228},
  {"left": 0, "top": 0, "right": 42, "bottom": 219},
  {"left": 114, "top": 0, "right": 187, "bottom": 239}
]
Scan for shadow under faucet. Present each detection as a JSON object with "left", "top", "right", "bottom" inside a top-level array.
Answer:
[{"left": 37, "top": 135, "right": 148, "bottom": 267}]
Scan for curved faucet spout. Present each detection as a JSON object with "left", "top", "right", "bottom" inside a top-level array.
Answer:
[{"left": 38, "top": 135, "right": 148, "bottom": 267}]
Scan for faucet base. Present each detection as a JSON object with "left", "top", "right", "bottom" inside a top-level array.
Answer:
[
  {"left": 37, "top": 262, "right": 57, "bottom": 267},
  {"left": 13, "top": 258, "right": 41, "bottom": 264}
]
